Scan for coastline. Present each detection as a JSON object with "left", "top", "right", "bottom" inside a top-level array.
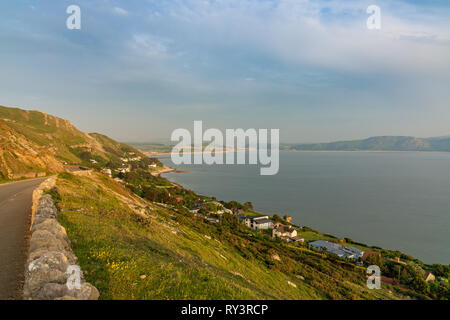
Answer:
[
  {"left": 149, "top": 152, "right": 449, "bottom": 265},
  {"left": 150, "top": 164, "right": 190, "bottom": 176}
]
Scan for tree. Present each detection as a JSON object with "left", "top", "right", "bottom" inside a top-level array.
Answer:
[{"left": 243, "top": 202, "right": 254, "bottom": 211}]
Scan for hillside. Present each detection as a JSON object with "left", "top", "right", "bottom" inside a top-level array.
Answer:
[
  {"left": 286, "top": 136, "right": 450, "bottom": 152},
  {"left": 52, "top": 170, "right": 407, "bottom": 300},
  {"left": 0, "top": 105, "right": 148, "bottom": 180}
]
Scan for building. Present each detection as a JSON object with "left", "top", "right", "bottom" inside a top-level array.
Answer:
[
  {"left": 205, "top": 217, "right": 220, "bottom": 224},
  {"left": 175, "top": 197, "right": 183, "bottom": 203},
  {"left": 345, "top": 246, "right": 365, "bottom": 259},
  {"left": 424, "top": 271, "right": 436, "bottom": 282},
  {"left": 273, "top": 223, "right": 297, "bottom": 238},
  {"left": 101, "top": 168, "right": 112, "bottom": 177},
  {"left": 149, "top": 163, "right": 158, "bottom": 168},
  {"left": 118, "top": 165, "right": 131, "bottom": 174},
  {"left": 272, "top": 223, "right": 305, "bottom": 242},
  {"left": 243, "top": 215, "right": 273, "bottom": 230},
  {"left": 308, "top": 240, "right": 364, "bottom": 260},
  {"left": 272, "top": 224, "right": 304, "bottom": 243}
]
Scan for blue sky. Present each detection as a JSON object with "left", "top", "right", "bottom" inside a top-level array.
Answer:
[{"left": 0, "top": 0, "right": 449, "bottom": 143}]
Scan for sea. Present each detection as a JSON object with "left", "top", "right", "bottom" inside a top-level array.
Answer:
[{"left": 159, "top": 151, "right": 450, "bottom": 264}]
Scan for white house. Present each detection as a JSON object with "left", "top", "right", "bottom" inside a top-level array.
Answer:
[
  {"left": 118, "top": 165, "right": 131, "bottom": 174},
  {"left": 243, "top": 215, "right": 273, "bottom": 230},
  {"left": 101, "top": 168, "right": 112, "bottom": 177},
  {"left": 272, "top": 224, "right": 304, "bottom": 242}
]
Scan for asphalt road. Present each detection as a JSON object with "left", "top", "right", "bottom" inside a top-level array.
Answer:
[{"left": 0, "top": 178, "right": 46, "bottom": 300}]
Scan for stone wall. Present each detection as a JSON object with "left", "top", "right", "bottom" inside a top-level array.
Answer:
[{"left": 23, "top": 177, "right": 99, "bottom": 300}]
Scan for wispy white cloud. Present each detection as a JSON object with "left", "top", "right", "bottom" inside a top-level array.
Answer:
[
  {"left": 112, "top": 7, "right": 129, "bottom": 16},
  {"left": 129, "top": 34, "right": 171, "bottom": 57}
]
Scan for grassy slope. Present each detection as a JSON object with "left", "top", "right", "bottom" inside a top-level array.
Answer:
[
  {"left": 0, "top": 105, "right": 147, "bottom": 180},
  {"left": 53, "top": 171, "right": 405, "bottom": 300}
]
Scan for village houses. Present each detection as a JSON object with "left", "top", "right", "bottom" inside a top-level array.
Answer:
[{"left": 272, "top": 223, "right": 304, "bottom": 243}]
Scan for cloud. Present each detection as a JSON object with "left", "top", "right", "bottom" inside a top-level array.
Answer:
[
  {"left": 129, "top": 34, "right": 170, "bottom": 57},
  {"left": 112, "top": 7, "right": 129, "bottom": 16},
  {"left": 2, "top": 0, "right": 450, "bottom": 141}
]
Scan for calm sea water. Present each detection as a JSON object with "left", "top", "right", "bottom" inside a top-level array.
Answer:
[{"left": 160, "top": 151, "right": 450, "bottom": 264}]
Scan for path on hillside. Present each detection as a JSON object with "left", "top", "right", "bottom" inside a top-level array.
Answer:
[{"left": 0, "top": 178, "right": 46, "bottom": 300}]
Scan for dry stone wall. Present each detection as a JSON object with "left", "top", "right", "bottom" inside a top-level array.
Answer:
[{"left": 23, "top": 177, "right": 99, "bottom": 300}]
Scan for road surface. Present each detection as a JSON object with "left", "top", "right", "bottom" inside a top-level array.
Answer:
[{"left": 0, "top": 178, "right": 46, "bottom": 300}]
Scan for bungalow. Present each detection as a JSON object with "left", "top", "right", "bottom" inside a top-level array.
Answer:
[
  {"left": 243, "top": 215, "right": 273, "bottom": 230},
  {"left": 308, "top": 240, "right": 364, "bottom": 260},
  {"left": 149, "top": 162, "right": 158, "bottom": 168}
]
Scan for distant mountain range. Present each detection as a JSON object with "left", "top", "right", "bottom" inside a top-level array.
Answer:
[{"left": 285, "top": 136, "right": 450, "bottom": 152}]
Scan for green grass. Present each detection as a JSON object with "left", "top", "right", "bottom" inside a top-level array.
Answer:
[{"left": 52, "top": 172, "right": 407, "bottom": 300}]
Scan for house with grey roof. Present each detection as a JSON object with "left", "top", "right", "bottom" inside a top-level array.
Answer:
[
  {"left": 308, "top": 240, "right": 364, "bottom": 260},
  {"left": 243, "top": 215, "right": 274, "bottom": 230}
]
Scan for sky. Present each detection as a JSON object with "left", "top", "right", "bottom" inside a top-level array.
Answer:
[{"left": 0, "top": 0, "right": 449, "bottom": 143}]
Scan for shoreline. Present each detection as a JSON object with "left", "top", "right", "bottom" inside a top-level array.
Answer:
[{"left": 150, "top": 165, "right": 190, "bottom": 176}]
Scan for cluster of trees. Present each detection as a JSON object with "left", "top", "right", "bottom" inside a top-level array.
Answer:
[
  {"left": 222, "top": 200, "right": 254, "bottom": 212},
  {"left": 121, "top": 169, "right": 206, "bottom": 208}
]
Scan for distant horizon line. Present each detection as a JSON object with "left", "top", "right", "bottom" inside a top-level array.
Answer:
[{"left": 124, "top": 134, "right": 450, "bottom": 146}]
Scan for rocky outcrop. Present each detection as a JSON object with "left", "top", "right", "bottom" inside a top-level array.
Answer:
[{"left": 23, "top": 178, "right": 99, "bottom": 300}]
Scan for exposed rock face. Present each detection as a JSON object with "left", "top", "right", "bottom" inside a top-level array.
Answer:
[{"left": 23, "top": 179, "right": 99, "bottom": 300}]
